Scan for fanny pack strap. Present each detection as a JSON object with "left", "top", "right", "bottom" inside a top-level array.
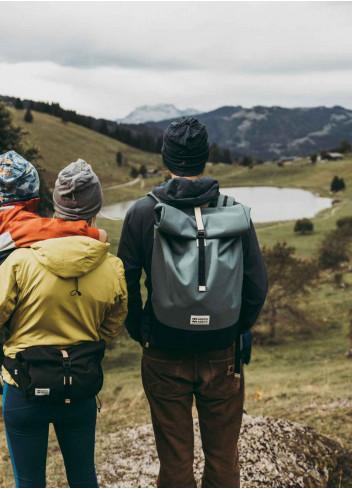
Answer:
[
  {"left": 61, "top": 350, "right": 72, "bottom": 404},
  {"left": 3, "top": 356, "right": 22, "bottom": 385}
]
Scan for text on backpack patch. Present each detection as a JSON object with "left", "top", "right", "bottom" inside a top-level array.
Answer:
[
  {"left": 35, "top": 388, "right": 50, "bottom": 396},
  {"left": 190, "top": 315, "right": 210, "bottom": 326}
]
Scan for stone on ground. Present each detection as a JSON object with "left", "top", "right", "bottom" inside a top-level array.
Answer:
[{"left": 98, "top": 414, "right": 349, "bottom": 488}]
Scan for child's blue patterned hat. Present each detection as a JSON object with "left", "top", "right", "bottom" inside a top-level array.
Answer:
[{"left": 0, "top": 151, "right": 40, "bottom": 205}]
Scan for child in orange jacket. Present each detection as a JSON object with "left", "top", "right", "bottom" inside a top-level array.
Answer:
[{"left": 0, "top": 151, "right": 107, "bottom": 264}]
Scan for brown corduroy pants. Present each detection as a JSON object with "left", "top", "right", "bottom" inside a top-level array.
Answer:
[{"left": 142, "top": 344, "right": 244, "bottom": 488}]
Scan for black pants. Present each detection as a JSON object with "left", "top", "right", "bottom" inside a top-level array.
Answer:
[{"left": 2, "top": 383, "right": 98, "bottom": 488}]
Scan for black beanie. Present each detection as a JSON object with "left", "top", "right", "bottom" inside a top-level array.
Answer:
[{"left": 161, "top": 117, "right": 210, "bottom": 176}]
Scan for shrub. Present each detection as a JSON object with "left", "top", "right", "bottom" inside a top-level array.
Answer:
[
  {"left": 337, "top": 217, "right": 352, "bottom": 228},
  {"left": 260, "top": 242, "right": 319, "bottom": 338},
  {"left": 310, "top": 154, "right": 317, "bottom": 164},
  {"left": 294, "top": 218, "right": 314, "bottom": 234},
  {"left": 331, "top": 176, "right": 346, "bottom": 193},
  {"left": 334, "top": 272, "right": 344, "bottom": 288},
  {"left": 130, "top": 167, "right": 139, "bottom": 178},
  {"left": 318, "top": 229, "right": 350, "bottom": 269},
  {"left": 336, "top": 217, "right": 352, "bottom": 237}
]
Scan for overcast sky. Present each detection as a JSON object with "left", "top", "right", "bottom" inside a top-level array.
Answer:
[{"left": 0, "top": 1, "right": 351, "bottom": 119}]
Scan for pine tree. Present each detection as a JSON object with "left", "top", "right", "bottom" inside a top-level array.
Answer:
[
  {"left": 0, "top": 102, "right": 53, "bottom": 216},
  {"left": 223, "top": 149, "right": 232, "bottom": 164},
  {"left": 24, "top": 108, "right": 33, "bottom": 123},
  {"left": 61, "top": 112, "right": 70, "bottom": 124},
  {"left": 116, "top": 151, "right": 123, "bottom": 167},
  {"left": 337, "top": 140, "right": 351, "bottom": 154},
  {"left": 99, "top": 120, "right": 109, "bottom": 136},
  {"left": 14, "top": 98, "right": 23, "bottom": 110},
  {"left": 139, "top": 164, "right": 147, "bottom": 178},
  {"left": 239, "top": 154, "right": 254, "bottom": 167},
  {"left": 209, "top": 143, "right": 221, "bottom": 163}
]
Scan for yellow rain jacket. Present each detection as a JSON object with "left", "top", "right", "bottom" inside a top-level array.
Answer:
[{"left": 0, "top": 236, "right": 128, "bottom": 386}]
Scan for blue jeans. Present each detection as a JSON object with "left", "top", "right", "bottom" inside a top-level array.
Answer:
[{"left": 2, "top": 383, "right": 99, "bottom": 488}]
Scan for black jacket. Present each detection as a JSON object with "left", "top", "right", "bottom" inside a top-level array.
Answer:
[{"left": 117, "top": 177, "right": 268, "bottom": 350}]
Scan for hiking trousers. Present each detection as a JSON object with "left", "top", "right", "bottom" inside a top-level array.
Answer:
[
  {"left": 2, "top": 383, "right": 98, "bottom": 488},
  {"left": 142, "top": 343, "right": 244, "bottom": 488}
]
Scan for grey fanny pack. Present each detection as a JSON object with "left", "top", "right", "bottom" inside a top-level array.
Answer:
[{"left": 149, "top": 193, "right": 251, "bottom": 331}]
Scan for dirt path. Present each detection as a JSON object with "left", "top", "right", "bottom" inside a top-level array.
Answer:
[
  {"left": 102, "top": 176, "right": 141, "bottom": 191},
  {"left": 99, "top": 176, "right": 143, "bottom": 220}
]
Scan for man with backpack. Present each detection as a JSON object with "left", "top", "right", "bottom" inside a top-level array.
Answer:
[{"left": 118, "top": 117, "right": 268, "bottom": 488}]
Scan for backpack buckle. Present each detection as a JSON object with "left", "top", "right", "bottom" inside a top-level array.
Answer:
[
  {"left": 196, "top": 230, "right": 207, "bottom": 247},
  {"left": 61, "top": 350, "right": 71, "bottom": 369},
  {"left": 63, "top": 358, "right": 71, "bottom": 369},
  {"left": 196, "top": 230, "right": 207, "bottom": 239}
]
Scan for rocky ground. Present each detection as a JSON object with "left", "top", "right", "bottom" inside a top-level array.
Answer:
[{"left": 97, "top": 414, "right": 351, "bottom": 488}]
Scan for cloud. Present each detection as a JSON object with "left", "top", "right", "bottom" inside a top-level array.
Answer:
[
  {"left": 1, "top": 61, "right": 352, "bottom": 120},
  {"left": 0, "top": 2, "right": 352, "bottom": 117},
  {"left": 1, "top": 2, "right": 352, "bottom": 74}
]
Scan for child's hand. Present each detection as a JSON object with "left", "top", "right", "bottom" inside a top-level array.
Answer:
[{"left": 98, "top": 229, "right": 108, "bottom": 243}]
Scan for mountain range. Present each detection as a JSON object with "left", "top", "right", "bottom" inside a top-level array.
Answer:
[
  {"left": 137, "top": 105, "right": 352, "bottom": 160},
  {"left": 117, "top": 104, "right": 198, "bottom": 124},
  {"left": 4, "top": 94, "right": 352, "bottom": 161}
]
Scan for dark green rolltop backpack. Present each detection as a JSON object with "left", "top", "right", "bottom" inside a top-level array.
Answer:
[{"left": 149, "top": 193, "right": 251, "bottom": 332}]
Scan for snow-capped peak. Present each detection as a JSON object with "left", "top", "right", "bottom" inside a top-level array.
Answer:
[{"left": 117, "top": 104, "right": 199, "bottom": 124}]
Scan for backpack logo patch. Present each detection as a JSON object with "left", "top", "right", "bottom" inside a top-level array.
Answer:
[
  {"left": 35, "top": 388, "right": 50, "bottom": 396},
  {"left": 190, "top": 315, "right": 210, "bottom": 326}
]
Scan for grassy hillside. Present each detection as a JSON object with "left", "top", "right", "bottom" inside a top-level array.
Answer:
[
  {"left": 1, "top": 112, "right": 352, "bottom": 487},
  {"left": 10, "top": 108, "right": 162, "bottom": 189}
]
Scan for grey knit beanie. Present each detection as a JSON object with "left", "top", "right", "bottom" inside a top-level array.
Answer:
[{"left": 53, "top": 159, "right": 103, "bottom": 220}]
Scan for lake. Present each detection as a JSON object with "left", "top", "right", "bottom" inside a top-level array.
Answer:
[{"left": 100, "top": 186, "right": 332, "bottom": 223}]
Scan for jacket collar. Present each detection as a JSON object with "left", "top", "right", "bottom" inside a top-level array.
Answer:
[{"left": 0, "top": 198, "right": 40, "bottom": 213}]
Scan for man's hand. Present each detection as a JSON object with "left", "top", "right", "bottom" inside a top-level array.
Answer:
[{"left": 98, "top": 228, "right": 108, "bottom": 243}]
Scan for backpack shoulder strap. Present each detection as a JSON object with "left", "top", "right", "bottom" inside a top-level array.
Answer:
[
  {"left": 147, "top": 191, "right": 161, "bottom": 204},
  {"left": 217, "top": 193, "right": 236, "bottom": 207}
]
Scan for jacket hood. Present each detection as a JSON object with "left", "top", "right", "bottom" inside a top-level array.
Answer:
[
  {"left": 30, "top": 236, "right": 109, "bottom": 278},
  {"left": 152, "top": 177, "right": 220, "bottom": 208}
]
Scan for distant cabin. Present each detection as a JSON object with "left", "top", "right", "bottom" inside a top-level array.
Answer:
[
  {"left": 325, "top": 152, "right": 344, "bottom": 161},
  {"left": 277, "top": 156, "right": 296, "bottom": 167}
]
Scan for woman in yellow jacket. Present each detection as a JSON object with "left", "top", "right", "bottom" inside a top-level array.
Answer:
[{"left": 0, "top": 159, "right": 127, "bottom": 488}]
